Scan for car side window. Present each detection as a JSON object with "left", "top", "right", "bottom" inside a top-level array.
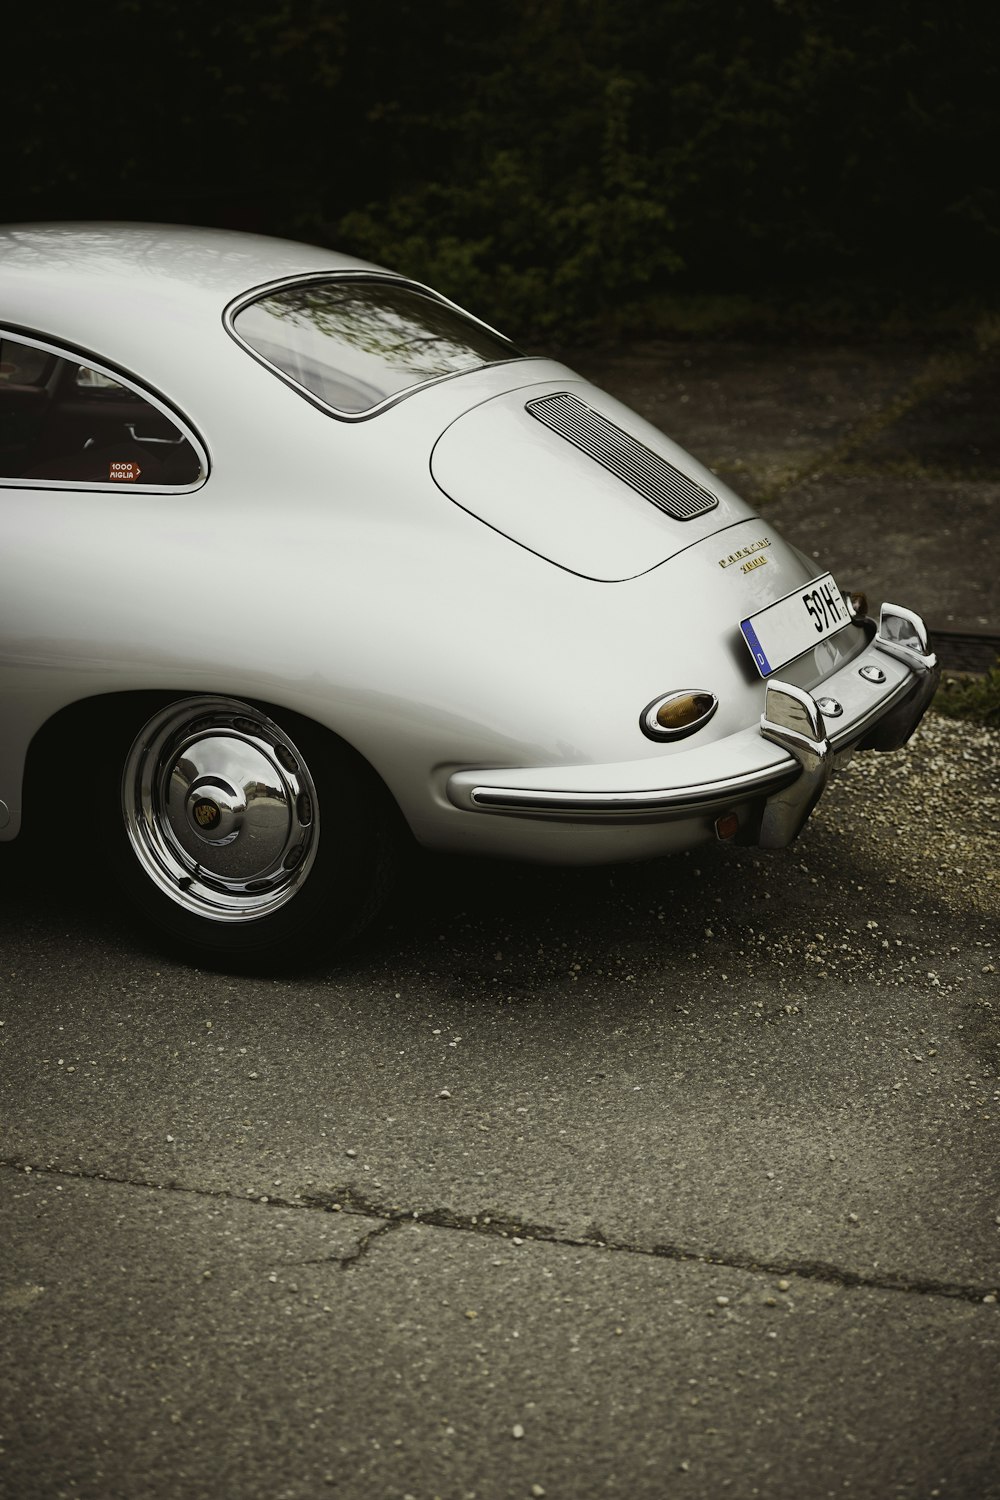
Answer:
[{"left": 0, "top": 334, "right": 205, "bottom": 487}]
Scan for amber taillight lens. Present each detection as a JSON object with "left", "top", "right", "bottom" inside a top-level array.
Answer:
[{"left": 641, "top": 690, "right": 718, "bottom": 742}]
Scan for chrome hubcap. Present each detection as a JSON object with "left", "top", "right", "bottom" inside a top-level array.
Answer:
[{"left": 122, "top": 698, "right": 319, "bottom": 923}]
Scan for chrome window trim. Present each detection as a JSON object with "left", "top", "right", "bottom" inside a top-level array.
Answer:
[
  {"left": 0, "top": 327, "right": 209, "bottom": 494},
  {"left": 223, "top": 270, "right": 531, "bottom": 423}
]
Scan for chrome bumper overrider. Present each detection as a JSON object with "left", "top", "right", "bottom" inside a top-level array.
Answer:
[
  {"left": 447, "top": 604, "right": 939, "bottom": 850},
  {"left": 757, "top": 603, "right": 937, "bottom": 846}
]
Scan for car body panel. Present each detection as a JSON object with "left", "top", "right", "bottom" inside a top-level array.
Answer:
[{"left": 430, "top": 379, "right": 758, "bottom": 580}]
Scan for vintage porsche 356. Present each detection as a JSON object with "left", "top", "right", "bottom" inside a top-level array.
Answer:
[{"left": 0, "top": 224, "right": 937, "bottom": 965}]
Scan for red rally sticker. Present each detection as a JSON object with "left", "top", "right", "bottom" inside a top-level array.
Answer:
[{"left": 109, "top": 461, "right": 141, "bottom": 481}]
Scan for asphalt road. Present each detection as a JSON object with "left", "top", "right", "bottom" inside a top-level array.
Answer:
[
  {"left": 1, "top": 712, "right": 998, "bottom": 1500},
  {"left": 2, "top": 336, "right": 999, "bottom": 1500}
]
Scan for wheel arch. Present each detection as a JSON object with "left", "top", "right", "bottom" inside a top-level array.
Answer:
[{"left": 21, "top": 688, "right": 409, "bottom": 841}]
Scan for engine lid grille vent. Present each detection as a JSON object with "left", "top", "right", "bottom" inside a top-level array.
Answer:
[{"left": 525, "top": 391, "right": 718, "bottom": 521}]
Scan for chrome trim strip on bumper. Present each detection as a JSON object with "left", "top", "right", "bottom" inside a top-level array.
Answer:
[
  {"left": 448, "top": 603, "right": 938, "bottom": 847},
  {"left": 469, "top": 758, "right": 796, "bottom": 815}
]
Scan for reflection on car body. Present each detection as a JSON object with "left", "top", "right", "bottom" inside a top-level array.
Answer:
[{"left": 0, "top": 224, "right": 939, "bottom": 968}]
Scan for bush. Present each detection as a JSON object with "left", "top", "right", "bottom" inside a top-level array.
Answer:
[{"left": 934, "top": 666, "right": 1000, "bottom": 728}]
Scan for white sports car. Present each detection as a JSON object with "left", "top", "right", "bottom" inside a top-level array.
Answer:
[{"left": 0, "top": 224, "right": 938, "bottom": 967}]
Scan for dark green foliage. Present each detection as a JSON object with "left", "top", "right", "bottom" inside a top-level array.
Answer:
[
  {"left": 935, "top": 667, "right": 1000, "bottom": 728},
  {"left": 8, "top": 0, "right": 996, "bottom": 338}
]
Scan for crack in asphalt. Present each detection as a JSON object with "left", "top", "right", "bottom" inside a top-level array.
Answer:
[
  {"left": 284, "top": 1218, "right": 406, "bottom": 1271},
  {"left": 333, "top": 1217, "right": 403, "bottom": 1269},
  {"left": 304, "top": 1184, "right": 1000, "bottom": 1305},
  {"left": 3, "top": 1159, "right": 996, "bottom": 1304}
]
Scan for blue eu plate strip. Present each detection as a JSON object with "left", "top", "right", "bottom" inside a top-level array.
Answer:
[{"left": 740, "top": 619, "right": 772, "bottom": 676}]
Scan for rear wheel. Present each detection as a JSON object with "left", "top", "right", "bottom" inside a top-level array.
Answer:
[{"left": 111, "top": 696, "right": 397, "bottom": 969}]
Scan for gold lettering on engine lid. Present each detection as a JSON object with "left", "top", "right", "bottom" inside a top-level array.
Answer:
[{"left": 719, "top": 537, "right": 771, "bottom": 568}]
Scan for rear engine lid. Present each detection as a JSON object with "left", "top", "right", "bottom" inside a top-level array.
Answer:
[{"left": 430, "top": 378, "right": 757, "bottom": 580}]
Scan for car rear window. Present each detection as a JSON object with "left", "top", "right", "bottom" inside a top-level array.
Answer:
[{"left": 230, "top": 277, "right": 522, "bottom": 416}]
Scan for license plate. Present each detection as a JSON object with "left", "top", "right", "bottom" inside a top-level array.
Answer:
[{"left": 740, "top": 573, "right": 850, "bottom": 677}]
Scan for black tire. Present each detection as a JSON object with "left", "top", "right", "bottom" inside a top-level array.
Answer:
[{"left": 106, "top": 695, "right": 399, "bottom": 971}]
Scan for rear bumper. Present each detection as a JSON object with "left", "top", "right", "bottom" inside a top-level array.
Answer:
[{"left": 446, "top": 603, "right": 938, "bottom": 851}]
